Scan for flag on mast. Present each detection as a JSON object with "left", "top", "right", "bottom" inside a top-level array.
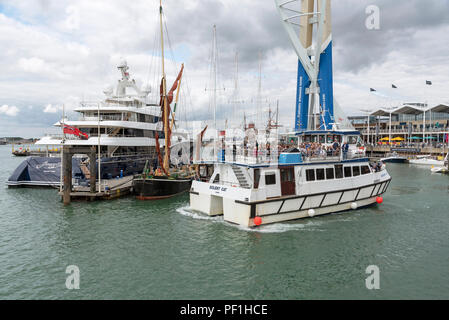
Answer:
[
  {"left": 392, "top": 84, "right": 397, "bottom": 89},
  {"left": 426, "top": 80, "right": 432, "bottom": 85}
]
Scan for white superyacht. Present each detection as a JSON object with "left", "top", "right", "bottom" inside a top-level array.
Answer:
[{"left": 8, "top": 60, "right": 190, "bottom": 187}]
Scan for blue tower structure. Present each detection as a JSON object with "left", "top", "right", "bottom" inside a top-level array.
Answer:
[{"left": 276, "top": 0, "right": 334, "bottom": 132}]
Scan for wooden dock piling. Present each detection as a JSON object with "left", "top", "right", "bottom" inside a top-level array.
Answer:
[{"left": 62, "top": 145, "right": 99, "bottom": 205}]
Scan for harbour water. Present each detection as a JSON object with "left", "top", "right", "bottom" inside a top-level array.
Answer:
[{"left": 0, "top": 145, "right": 448, "bottom": 299}]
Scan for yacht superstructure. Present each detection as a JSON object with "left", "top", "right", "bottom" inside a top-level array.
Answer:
[
  {"left": 8, "top": 60, "right": 189, "bottom": 187},
  {"left": 36, "top": 60, "right": 166, "bottom": 155}
]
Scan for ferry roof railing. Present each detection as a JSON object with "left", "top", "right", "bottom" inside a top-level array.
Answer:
[{"left": 193, "top": 140, "right": 368, "bottom": 168}]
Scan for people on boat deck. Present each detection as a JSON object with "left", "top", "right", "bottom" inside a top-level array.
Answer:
[
  {"left": 342, "top": 142, "right": 349, "bottom": 160},
  {"left": 297, "top": 142, "right": 341, "bottom": 158},
  {"left": 370, "top": 161, "right": 384, "bottom": 172}
]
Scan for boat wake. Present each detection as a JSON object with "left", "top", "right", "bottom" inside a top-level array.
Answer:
[
  {"left": 176, "top": 206, "right": 224, "bottom": 223},
  {"left": 176, "top": 206, "right": 323, "bottom": 233}
]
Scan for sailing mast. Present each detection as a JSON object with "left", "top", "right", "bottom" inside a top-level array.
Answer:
[
  {"left": 213, "top": 25, "right": 217, "bottom": 130},
  {"left": 159, "top": 0, "right": 170, "bottom": 173}
]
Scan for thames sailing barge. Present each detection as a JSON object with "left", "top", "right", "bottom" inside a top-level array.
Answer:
[{"left": 133, "top": 1, "right": 193, "bottom": 200}]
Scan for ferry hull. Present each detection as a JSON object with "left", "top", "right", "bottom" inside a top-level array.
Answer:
[
  {"left": 224, "top": 195, "right": 384, "bottom": 227},
  {"left": 189, "top": 192, "right": 224, "bottom": 216},
  {"left": 190, "top": 176, "right": 391, "bottom": 227}
]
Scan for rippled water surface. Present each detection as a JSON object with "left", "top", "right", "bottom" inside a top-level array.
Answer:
[{"left": 0, "top": 145, "right": 448, "bottom": 299}]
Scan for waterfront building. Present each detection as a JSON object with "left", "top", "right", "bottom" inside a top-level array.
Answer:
[{"left": 349, "top": 103, "right": 449, "bottom": 146}]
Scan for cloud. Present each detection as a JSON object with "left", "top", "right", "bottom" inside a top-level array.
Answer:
[
  {"left": 65, "top": 5, "right": 80, "bottom": 31},
  {"left": 0, "top": 0, "right": 448, "bottom": 137},
  {"left": 0, "top": 104, "right": 19, "bottom": 116},
  {"left": 18, "top": 57, "right": 46, "bottom": 73},
  {"left": 43, "top": 104, "right": 61, "bottom": 113}
]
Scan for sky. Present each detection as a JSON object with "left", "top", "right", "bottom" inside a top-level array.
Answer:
[{"left": 0, "top": 0, "right": 448, "bottom": 138}]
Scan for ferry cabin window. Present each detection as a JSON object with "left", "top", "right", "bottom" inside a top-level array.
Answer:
[
  {"left": 254, "top": 169, "right": 260, "bottom": 189},
  {"left": 326, "top": 168, "right": 335, "bottom": 180},
  {"left": 335, "top": 165, "right": 343, "bottom": 179},
  {"left": 281, "top": 168, "right": 294, "bottom": 182},
  {"left": 353, "top": 166, "right": 361, "bottom": 177},
  {"left": 361, "top": 165, "right": 371, "bottom": 175},
  {"left": 306, "top": 169, "right": 315, "bottom": 182},
  {"left": 319, "top": 135, "right": 325, "bottom": 144},
  {"left": 348, "top": 136, "right": 358, "bottom": 144},
  {"left": 344, "top": 166, "right": 352, "bottom": 178},
  {"left": 316, "top": 168, "right": 325, "bottom": 181},
  {"left": 265, "top": 173, "right": 276, "bottom": 185}
]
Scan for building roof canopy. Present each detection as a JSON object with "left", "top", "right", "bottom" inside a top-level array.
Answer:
[
  {"left": 369, "top": 103, "right": 449, "bottom": 117},
  {"left": 370, "top": 109, "right": 392, "bottom": 117},
  {"left": 430, "top": 104, "right": 449, "bottom": 113},
  {"left": 393, "top": 105, "right": 425, "bottom": 115}
]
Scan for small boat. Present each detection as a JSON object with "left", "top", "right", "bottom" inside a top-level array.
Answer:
[
  {"left": 133, "top": 1, "right": 191, "bottom": 201},
  {"left": 430, "top": 166, "right": 449, "bottom": 174},
  {"left": 380, "top": 152, "right": 407, "bottom": 163},
  {"left": 430, "top": 153, "right": 449, "bottom": 173},
  {"left": 12, "top": 149, "right": 30, "bottom": 157},
  {"left": 409, "top": 155, "right": 444, "bottom": 166},
  {"left": 7, "top": 156, "right": 84, "bottom": 187}
]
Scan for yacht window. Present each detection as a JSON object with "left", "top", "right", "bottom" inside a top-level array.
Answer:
[
  {"left": 353, "top": 166, "right": 361, "bottom": 177},
  {"left": 361, "top": 166, "right": 371, "bottom": 175},
  {"left": 316, "top": 168, "right": 325, "bottom": 181},
  {"left": 306, "top": 169, "right": 315, "bottom": 182},
  {"left": 326, "top": 168, "right": 335, "bottom": 180},
  {"left": 213, "top": 174, "right": 220, "bottom": 183},
  {"left": 344, "top": 166, "right": 352, "bottom": 178},
  {"left": 335, "top": 165, "right": 343, "bottom": 179},
  {"left": 265, "top": 173, "right": 276, "bottom": 185}
]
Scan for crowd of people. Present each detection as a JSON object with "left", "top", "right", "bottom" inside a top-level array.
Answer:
[
  {"left": 298, "top": 140, "right": 350, "bottom": 159},
  {"left": 211, "top": 135, "right": 364, "bottom": 163}
]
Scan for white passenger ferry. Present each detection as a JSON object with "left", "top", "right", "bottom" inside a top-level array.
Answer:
[
  {"left": 189, "top": 0, "right": 392, "bottom": 226},
  {"left": 190, "top": 130, "right": 391, "bottom": 227}
]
